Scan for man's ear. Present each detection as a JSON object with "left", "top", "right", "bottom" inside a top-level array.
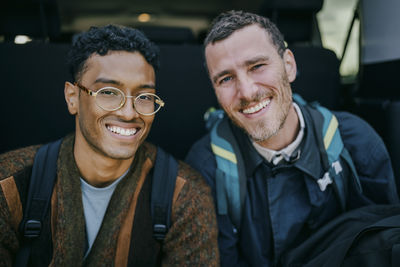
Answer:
[
  {"left": 283, "top": 49, "right": 297, "bottom": 83},
  {"left": 64, "top": 82, "right": 79, "bottom": 115}
]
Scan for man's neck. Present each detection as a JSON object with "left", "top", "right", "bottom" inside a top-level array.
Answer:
[
  {"left": 73, "top": 138, "right": 134, "bottom": 188},
  {"left": 256, "top": 104, "right": 300, "bottom": 150}
]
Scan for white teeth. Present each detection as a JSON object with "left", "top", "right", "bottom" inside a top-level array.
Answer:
[
  {"left": 242, "top": 98, "right": 271, "bottom": 114},
  {"left": 107, "top": 126, "right": 137, "bottom": 136}
]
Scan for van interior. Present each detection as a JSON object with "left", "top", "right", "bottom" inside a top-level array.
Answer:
[{"left": 1, "top": 0, "right": 399, "bottom": 191}]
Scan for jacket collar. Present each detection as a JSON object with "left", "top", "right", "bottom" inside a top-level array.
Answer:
[{"left": 292, "top": 102, "right": 324, "bottom": 180}]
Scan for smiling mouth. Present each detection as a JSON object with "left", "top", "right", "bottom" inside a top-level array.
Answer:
[
  {"left": 242, "top": 98, "right": 271, "bottom": 114},
  {"left": 107, "top": 125, "right": 138, "bottom": 136}
]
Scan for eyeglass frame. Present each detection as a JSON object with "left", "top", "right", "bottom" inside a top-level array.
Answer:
[{"left": 75, "top": 83, "right": 165, "bottom": 115}]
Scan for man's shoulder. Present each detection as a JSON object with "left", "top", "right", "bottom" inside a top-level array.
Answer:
[
  {"left": 171, "top": 159, "right": 215, "bottom": 225},
  {"left": 0, "top": 145, "right": 40, "bottom": 180},
  {"left": 141, "top": 141, "right": 157, "bottom": 163},
  {"left": 185, "top": 133, "right": 220, "bottom": 186},
  {"left": 176, "top": 160, "right": 208, "bottom": 188},
  {"left": 333, "top": 111, "right": 372, "bottom": 132},
  {"left": 304, "top": 106, "right": 379, "bottom": 145},
  {"left": 332, "top": 110, "right": 393, "bottom": 178},
  {"left": 188, "top": 133, "right": 212, "bottom": 152},
  {"left": 169, "top": 158, "right": 211, "bottom": 204},
  {"left": 333, "top": 110, "right": 383, "bottom": 146},
  {"left": 185, "top": 133, "right": 214, "bottom": 169}
]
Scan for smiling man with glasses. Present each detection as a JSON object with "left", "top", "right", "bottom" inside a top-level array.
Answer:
[{"left": 0, "top": 25, "right": 218, "bottom": 266}]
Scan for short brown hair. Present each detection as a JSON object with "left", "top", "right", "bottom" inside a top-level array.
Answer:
[{"left": 204, "top": 10, "right": 286, "bottom": 57}]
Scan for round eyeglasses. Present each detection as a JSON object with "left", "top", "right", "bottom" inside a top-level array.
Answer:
[{"left": 76, "top": 83, "right": 165, "bottom": 115}]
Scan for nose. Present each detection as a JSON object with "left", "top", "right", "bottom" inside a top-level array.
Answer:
[
  {"left": 236, "top": 73, "right": 258, "bottom": 100},
  {"left": 116, "top": 96, "right": 139, "bottom": 120}
]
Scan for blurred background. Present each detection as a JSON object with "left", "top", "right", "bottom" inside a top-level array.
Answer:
[{"left": 2, "top": 0, "right": 361, "bottom": 76}]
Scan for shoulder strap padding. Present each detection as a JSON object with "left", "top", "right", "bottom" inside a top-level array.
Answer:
[
  {"left": 21, "top": 139, "right": 62, "bottom": 236},
  {"left": 151, "top": 146, "right": 178, "bottom": 241},
  {"left": 15, "top": 138, "right": 62, "bottom": 267},
  {"left": 210, "top": 116, "right": 246, "bottom": 229}
]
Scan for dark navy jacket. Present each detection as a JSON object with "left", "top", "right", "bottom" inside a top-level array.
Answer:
[{"left": 185, "top": 104, "right": 399, "bottom": 267}]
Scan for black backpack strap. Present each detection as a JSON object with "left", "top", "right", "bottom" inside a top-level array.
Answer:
[
  {"left": 14, "top": 139, "right": 62, "bottom": 267},
  {"left": 151, "top": 146, "right": 178, "bottom": 241}
]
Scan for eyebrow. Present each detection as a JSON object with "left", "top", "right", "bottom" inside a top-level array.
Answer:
[
  {"left": 94, "top": 78, "right": 122, "bottom": 86},
  {"left": 244, "top": 55, "right": 270, "bottom": 66},
  {"left": 212, "top": 55, "right": 270, "bottom": 84},
  {"left": 138, "top": 84, "right": 156, "bottom": 90},
  {"left": 94, "top": 78, "right": 155, "bottom": 90}
]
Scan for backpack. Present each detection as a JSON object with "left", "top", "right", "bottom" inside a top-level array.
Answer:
[
  {"left": 280, "top": 203, "right": 400, "bottom": 267},
  {"left": 14, "top": 139, "right": 178, "bottom": 267},
  {"left": 205, "top": 94, "right": 362, "bottom": 229}
]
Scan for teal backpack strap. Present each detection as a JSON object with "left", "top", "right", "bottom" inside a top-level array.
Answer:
[
  {"left": 208, "top": 110, "right": 246, "bottom": 230},
  {"left": 294, "top": 93, "right": 362, "bottom": 211},
  {"left": 316, "top": 104, "right": 362, "bottom": 209},
  {"left": 293, "top": 93, "right": 307, "bottom": 106},
  {"left": 316, "top": 105, "right": 347, "bottom": 209}
]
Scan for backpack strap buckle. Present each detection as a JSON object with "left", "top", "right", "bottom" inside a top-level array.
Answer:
[
  {"left": 317, "top": 172, "right": 333, "bottom": 191},
  {"left": 23, "top": 219, "right": 42, "bottom": 238},
  {"left": 153, "top": 224, "right": 167, "bottom": 241}
]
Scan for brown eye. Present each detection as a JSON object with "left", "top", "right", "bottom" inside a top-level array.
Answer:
[
  {"left": 138, "top": 94, "right": 154, "bottom": 101},
  {"left": 99, "top": 89, "right": 118, "bottom": 96},
  {"left": 251, "top": 64, "right": 265, "bottom": 71}
]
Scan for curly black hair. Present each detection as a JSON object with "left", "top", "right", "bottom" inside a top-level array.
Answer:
[{"left": 67, "top": 24, "right": 160, "bottom": 82}]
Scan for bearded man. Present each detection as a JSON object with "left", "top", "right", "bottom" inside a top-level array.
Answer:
[{"left": 186, "top": 10, "right": 398, "bottom": 267}]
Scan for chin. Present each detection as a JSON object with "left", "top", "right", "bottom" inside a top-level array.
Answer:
[
  {"left": 102, "top": 145, "right": 139, "bottom": 160},
  {"left": 245, "top": 119, "right": 280, "bottom": 141},
  {"left": 107, "top": 151, "right": 136, "bottom": 160}
]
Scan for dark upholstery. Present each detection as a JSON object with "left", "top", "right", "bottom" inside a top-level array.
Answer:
[
  {"left": 137, "top": 26, "right": 196, "bottom": 44},
  {"left": 259, "top": 0, "right": 323, "bottom": 44},
  {"left": 357, "top": 59, "right": 400, "bottom": 99},
  {"left": 0, "top": 43, "right": 74, "bottom": 153},
  {"left": 149, "top": 44, "right": 217, "bottom": 159},
  {"left": 0, "top": 0, "right": 60, "bottom": 41},
  {"left": 353, "top": 99, "right": 400, "bottom": 191},
  {"left": 290, "top": 45, "right": 341, "bottom": 110}
]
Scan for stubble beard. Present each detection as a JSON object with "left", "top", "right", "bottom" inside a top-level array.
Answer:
[{"left": 225, "top": 73, "right": 293, "bottom": 143}]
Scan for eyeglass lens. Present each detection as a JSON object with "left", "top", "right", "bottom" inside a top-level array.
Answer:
[
  {"left": 95, "top": 87, "right": 161, "bottom": 114},
  {"left": 96, "top": 88, "right": 124, "bottom": 111}
]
